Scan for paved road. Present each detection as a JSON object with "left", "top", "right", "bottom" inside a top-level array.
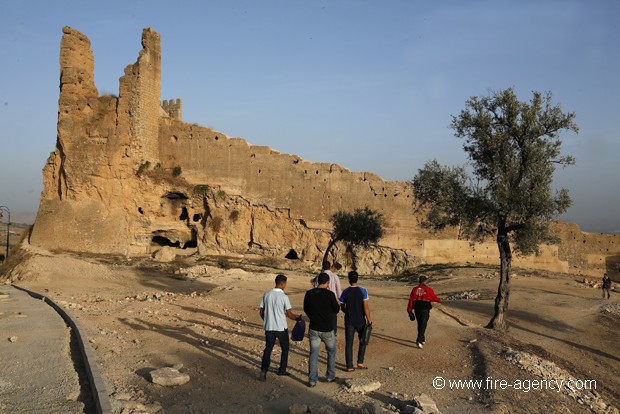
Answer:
[{"left": 0, "top": 285, "right": 87, "bottom": 413}]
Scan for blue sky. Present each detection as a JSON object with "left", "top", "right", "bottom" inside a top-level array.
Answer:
[{"left": 0, "top": 0, "right": 618, "bottom": 233}]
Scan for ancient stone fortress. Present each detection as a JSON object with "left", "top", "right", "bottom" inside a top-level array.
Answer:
[{"left": 30, "top": 27, "right": 619, "bottom": 277}]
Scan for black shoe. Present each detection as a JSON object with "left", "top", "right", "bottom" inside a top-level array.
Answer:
[
  {"left": 259, "top": 371, "right": 267, "bottom": 381},
  {"left": 326, "top": 377, "right": 338, "bottom": 383},
  {"left": 308, "top": 382, "right": 317, "bottom": 388},
  {"left": 277, "top": 371, "right": 291, "bottom": 376}
]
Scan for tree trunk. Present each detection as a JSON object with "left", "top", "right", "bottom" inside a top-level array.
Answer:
[
  {"left": 486, "top": 226, "right": 512, "bottom": 331},
  {"left": 322, "top": 238, "right": 337, "bottom": 264}
]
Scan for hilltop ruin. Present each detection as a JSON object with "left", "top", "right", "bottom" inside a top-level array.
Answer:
[{"left": 30, "top": 27, "right": 620, "bottom": 276}]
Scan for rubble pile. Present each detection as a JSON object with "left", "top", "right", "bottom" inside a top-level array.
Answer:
[{"left": 500, "top": 349, "right": 618, "bottom": 414}]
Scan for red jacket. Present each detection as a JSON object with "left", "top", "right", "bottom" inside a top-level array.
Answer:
[{"left": 407, "top": 284, "right": 441, "bottom": 312}]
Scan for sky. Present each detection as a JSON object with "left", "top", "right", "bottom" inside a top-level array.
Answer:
[{"left": 0, "top": 0, "right": 618, "bottom": 233}]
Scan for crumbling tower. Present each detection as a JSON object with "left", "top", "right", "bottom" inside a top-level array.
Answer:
[{"left": 162, "top": 99, "right": 182, "bottom": 120}]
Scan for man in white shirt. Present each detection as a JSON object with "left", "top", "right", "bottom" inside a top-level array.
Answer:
[{"left": 259, "top": 274, "right": 302, "bottom": 381}]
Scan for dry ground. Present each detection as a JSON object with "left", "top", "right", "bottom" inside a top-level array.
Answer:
[{"left": 3, "top": 245, "right": 619, "bottom": 414}]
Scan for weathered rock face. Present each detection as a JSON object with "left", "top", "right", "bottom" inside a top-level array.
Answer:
[{"left": 30, "top": 27, "right": 620, "bottom": 277}]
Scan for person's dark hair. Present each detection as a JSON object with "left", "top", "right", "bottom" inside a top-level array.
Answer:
[
  {"left": 419, "top": 275, "right": 428, "bottom": 284},
  {"left": 348, "top": 271, "right": 359, "bottom": 284},
  {"left": 322, "top": 260, "right": 331, "bottom": 271},
  {"left": 317, "top": 272, "right": 330, "bottom": 285},
  {"left": 275, "top": 274, "right": 287, "bottom": 286}
]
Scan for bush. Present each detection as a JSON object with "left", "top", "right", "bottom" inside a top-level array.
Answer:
[
  {"left": 172, "top": 166, "right": 182, "bottom": 177},
  {"left": 229, "top": 210, "right": 240, "bottom": 222},
  {"left": 136, "top": 161, "right": 151, "bottom": 177},
  {"left": 193, "top": 184, "right": 210, "bottom": 195}
]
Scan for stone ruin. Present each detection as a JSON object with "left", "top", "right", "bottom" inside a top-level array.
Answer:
[{"left": 29, "top": 27, "right": 620, "bottom": 276}]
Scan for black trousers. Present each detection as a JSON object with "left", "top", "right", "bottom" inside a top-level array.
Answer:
[
  {"left": 414, "top": 308, "right": 430, "bottom": 343},
  {"left": 261, "top": 330, "right": 289, "bottom": 373}
]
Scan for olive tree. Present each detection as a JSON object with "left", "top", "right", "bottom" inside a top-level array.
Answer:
[
  {"left": 323, "top": 207, "right": 385, "bottom": 265},
  {"left": 412, "top": 88, "right": 578, "bottom": 330}
]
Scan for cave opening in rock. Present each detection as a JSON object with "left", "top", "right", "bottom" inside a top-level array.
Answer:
[
  {"left": 183, "top": 229, "right": 198, "bottom": 249},
  {"left": 163, "top": 192, "right": 188, "bottom": 200},
  {"left": 285, "top": 249, "right": 299, "bottom": 260},
  {"left": 193, "top": 213, "right": 203, "bottom": 222},
  {"left": 151, "top": 236, "right": 180, "bottom": 248},
  {"left": 183, "top": 240, "right": 197, "bottom": 248},
  {"left": 179, "top": 207, "right": 189, "bottom": 221}
]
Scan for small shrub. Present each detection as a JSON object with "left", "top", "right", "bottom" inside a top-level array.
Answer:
[
  {"left": 136, "top": 161, "right": 151, "bottom": 177},
  {"left": 172, "top": 166, "right": 182, "bottom": 177},
  {"left": 194, "top": 184, "right": 210, "bottom": 195},
  {"left": 229, "top": 210, "right": 240, "bottom": 222},
  {"left": 216, "top": 189, "right": 226, "bottom": 200}
]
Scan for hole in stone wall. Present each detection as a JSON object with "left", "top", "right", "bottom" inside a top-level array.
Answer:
[
  {"left": 138, "top": 207, "right": 144, "bottom": 214},
  {"left": 151, "top": 236, "right": 180, "bottom": 248},
  {"left": 193, "top": 213, "right": 203, "bottom": 222},
  {"left": 163, "top": 192, "right": 189, "bottom": 200},
  {"left": 285, "top": 249, "right": 299, "bottom": 260},
  {"left": 179, "top": 207, "right": 189, "bottom": 220},
  {"left": 183, "top": 229, "right": 198, "bottom": 249}
]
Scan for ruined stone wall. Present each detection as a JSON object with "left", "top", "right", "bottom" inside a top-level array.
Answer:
[
  {"left": 31, "top": 27, "right": 165, "bottom": 255},
  {"left": 162, "top": 99, "right": 182, "bottom": 120},
  {"left": 31, "top": 27, "right": 620, "bottom": 277},
  {"left": 158, "top": 120, "right": 425, "bottom": 251},
  {"left": 122, "top": 28, "right": 161, "bottom": 165},
  {"left": 553, "top": 222, "right": 620, "bottom": 278}
]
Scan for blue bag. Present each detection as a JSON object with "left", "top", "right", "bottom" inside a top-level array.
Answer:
[{"left": 291, "top": 319, "right": 306, "bottom": 341}]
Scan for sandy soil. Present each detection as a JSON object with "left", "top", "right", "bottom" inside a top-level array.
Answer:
[{"left": 5, "top": 246, "right": 619, "bottom": 414}]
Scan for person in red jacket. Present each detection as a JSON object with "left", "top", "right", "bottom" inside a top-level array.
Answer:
[{"left": 407, "top": 275, "right": 441, "bottom": 349}]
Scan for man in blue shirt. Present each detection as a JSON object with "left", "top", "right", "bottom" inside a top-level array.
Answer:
[
  {"left": 339, "top": 271, "right": 372, "bottom": 371},
  {"left": 259, "top": 274, "right": 302, "bottom": 381}
]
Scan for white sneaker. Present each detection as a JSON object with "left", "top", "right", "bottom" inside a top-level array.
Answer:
[{"left": 417, "top": 342, "right": 424, "bottom": 349}]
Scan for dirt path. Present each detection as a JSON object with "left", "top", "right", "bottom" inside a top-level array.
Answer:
[{"left": 6, "top": 252, "right": 619, "bottom": 413}]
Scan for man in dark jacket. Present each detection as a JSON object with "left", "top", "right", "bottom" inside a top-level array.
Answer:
[
  {"left": 602, "top": 273, "right": 612, "bottom": 299},
  {"left": 339, "top": 271, "right": 372, "bottom": 371},
  {"left": 304, "top": 272, "right": 340, "bottom": 387},
  {"left": 407, "top": 275, "right": 441, "bottom": 349}
]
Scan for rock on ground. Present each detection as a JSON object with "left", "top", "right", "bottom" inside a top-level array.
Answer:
[{"left": 149, "top": 367, "right": 190, "bottom": 386}]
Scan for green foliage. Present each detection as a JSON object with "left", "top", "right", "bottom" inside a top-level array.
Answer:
[
  {"left": 323, "top": 207, "right": 385, "bottom": 263},
  {"left": 229, "top": 210, "right": 240, "bottom": 222},
  {"left": 216, "top": 190, "right": 226, "bottom": 201},
  {"left": 413, "top": 88, "right": 577, "bottom": 254},
  {"left": 193, "top": 184, "right": 210, "bottom": 195},
  {"left": 172, "top": 166, "right": 182, "bottom": 177},
  {"left": 136, "top": 161, "right": 151, "bottom": 177},
  {"left": 331, "top": 207, "right": 385, "bottom": 247}
]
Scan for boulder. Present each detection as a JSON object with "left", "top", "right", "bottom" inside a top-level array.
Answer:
[
  {"left": 149, "top": 367, "right": 189, "bottom": 386},
  {"left": 344, "top": 378, "right": 381, "bottom": 393}
]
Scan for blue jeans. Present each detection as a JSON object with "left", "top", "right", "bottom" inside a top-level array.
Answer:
[
  {"left": 308, "top": 329, "right": 336, "bottom": 384},
  {"left": 261, "top": 330, "right": 289, "bottom": 373},
  {"left": 344, "top": 322, "right": 367, "bottom": 369}
]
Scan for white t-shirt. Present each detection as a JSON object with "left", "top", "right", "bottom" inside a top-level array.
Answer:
[{"left": 260, "top": 288, "right": 292, "bottom": 331}]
